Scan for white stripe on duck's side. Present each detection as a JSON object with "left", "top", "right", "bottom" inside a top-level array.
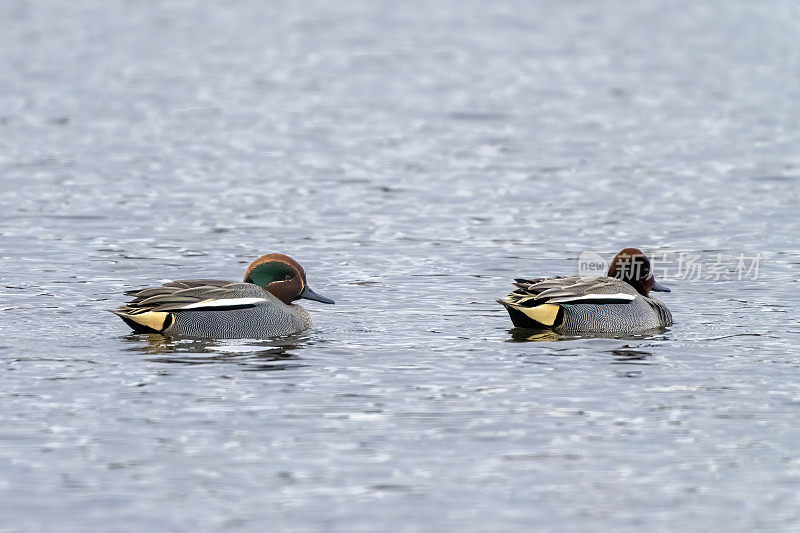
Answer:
[
  {"left": 178, "top": 297, "right": 271, "bottom": 310},
  {"left": 545, "top": 293, "right": 635, "bottom": 304}
]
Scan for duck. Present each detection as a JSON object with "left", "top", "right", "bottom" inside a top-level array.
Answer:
[
  {"left": 498, "top": 248, "right": 672, "bottom": 334},
  {"left": 112, "top": 253, "right": 334, "bottom": 339}
]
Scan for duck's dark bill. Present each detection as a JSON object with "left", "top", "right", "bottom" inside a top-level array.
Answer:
[
  {"left": 651, "top": 279, "right": 671, "bottom": 292},
  {"left": 300, "top": 285, "right": 335, "bottom": 304}
]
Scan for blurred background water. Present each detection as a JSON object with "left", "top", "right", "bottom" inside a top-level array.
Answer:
[{"left": 1, "top": 1, "right": 799, "bottom": 531}]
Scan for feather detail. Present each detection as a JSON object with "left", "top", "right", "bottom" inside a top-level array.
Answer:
[
  {"left": 508, "top": 276, "right": 638, "bottom": 304},
  {"left": 497, "top": 298, "right": 562, "bottom": 328},
  {"left": 114, "top": 280, "right": 274, "bottom": 316},
  {"left": 110, "top": 309, "right": 171, "bottom": 333},
  {"left": 175, "top": 297, "right": 271, "bottom": 310},
  {"left": 546, "top": 293, "right": 636, "bottom": 304},
  {"left": 515, "top": 303, "right": 561, "bottom": 326}
]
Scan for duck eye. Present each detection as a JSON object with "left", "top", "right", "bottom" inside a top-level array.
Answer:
[{"left": 284, "top": 274, "right": 293, "bottom": 281}]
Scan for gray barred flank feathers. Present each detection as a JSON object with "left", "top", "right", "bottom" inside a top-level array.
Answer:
[{"left": 163, "top": 304, "right": 311, "bottom": 339}]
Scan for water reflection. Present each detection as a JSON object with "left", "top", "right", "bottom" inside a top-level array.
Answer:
[
  {"left": 508, "top": 328, "right": 565, "bottom": 342},
  {"left": 507, "top": 327, "right": 669, "bottom": 342},
  {"left": 608, "top": 348, "right": 654, "bottom": 364},
  {"left": 120, "top": 333, "right": 310, "bottom": 370}
]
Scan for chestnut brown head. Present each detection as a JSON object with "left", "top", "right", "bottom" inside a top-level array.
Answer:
[
  {"left": 243, "top": 253, "right": 334, "bottom": 306},
  {"left": 607, "top": 248, "right": 670, "bottom": 297}
]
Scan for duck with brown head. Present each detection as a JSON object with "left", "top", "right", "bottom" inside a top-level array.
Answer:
[
  {"left": 498, "top": 248, "right": 672, "bottom": 335},
  {"left": 113, "top": 253, "right": 334, "bottom": 339},
  {"left": 607, "top": 248, "right": 671, "bottom": 297}
]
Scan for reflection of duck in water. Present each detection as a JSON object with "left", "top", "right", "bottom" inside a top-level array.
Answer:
[
  {"left": 499, "top": 248, "right": 672, "bottom": 335},
  {"left": 128, "top": 333, "right": 305, "bottom": 370},
  {"left": 113, "top": 254, "right": 334, "bottom": 339}
]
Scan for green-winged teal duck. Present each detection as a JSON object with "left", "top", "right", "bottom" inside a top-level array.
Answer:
[
  {"left": 498, "top": 248, "right": 672, "bottom": 334},
  {"left": 113, "top": 253, "right": 334, "bottom": 338}
]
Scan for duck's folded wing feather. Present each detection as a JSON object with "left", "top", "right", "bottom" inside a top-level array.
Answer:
[
  {"left": 125, "top": 279, "right": 232, "bottom": 296},
  {"left": 508, "top": 276, "right": 636, "bottom": 305},
  {"left": 120, "top": 281, "right": 271, "bottom": 313}
]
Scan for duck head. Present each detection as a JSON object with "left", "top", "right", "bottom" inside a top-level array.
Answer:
[
  {"left": 607, "top": 248, "right": 670, "bottom": 297},
  {"left": 243, "top": 253, "right": 335, "bottom": 306}
]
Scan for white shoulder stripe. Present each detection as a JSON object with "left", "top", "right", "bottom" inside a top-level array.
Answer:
[
  {"left": 180, "top": 297, "right": 270, "bottom": 310},
  {"left": 549, "top": 293, "right": 636, "bottom": 304}
]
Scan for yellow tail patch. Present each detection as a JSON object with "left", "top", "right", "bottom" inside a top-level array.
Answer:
[
  {"left": 511, "top": 302, "right": 561, "bottom": 326},
  {"left": 126, "top": 311, "right": 170, "bottom": 332}
]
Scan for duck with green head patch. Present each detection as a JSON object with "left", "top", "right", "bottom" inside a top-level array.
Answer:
[{"left": 113, "top": 253, "right": 334, "bottom": 339}]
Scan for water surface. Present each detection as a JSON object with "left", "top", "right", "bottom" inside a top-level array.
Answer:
[{"left": 1, "top": 1, "right": 799, "bottom": 531}]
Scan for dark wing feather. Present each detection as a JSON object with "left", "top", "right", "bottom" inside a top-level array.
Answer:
[
  {"left": 125, "top": 279, "right": 231, "bottom": 296},
  {"left": 504, "top": 276, "right": 636, "bottom": 306},
  {"left": 118, "top": 280, "right": 270, "bottom": 314}
]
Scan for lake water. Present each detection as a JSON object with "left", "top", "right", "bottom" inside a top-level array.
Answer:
[{"left": 1, "top": 1, "right": 799, "bottom": 531}]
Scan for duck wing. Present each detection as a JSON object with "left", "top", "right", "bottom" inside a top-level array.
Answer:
[
  {"left": 507, "top": 276, "right": 637, "bottom": 305},
  {"left": 117, "top": 281, "right": 272, "bottom": 313}
]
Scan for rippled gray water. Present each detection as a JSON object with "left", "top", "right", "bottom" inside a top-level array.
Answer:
[{"left": 1, "top": 1, "right": 799, "bottom": 531}]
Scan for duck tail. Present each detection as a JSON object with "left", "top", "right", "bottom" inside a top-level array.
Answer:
[
  {"left": 497, "top": 298, "right": 562, "bottom": 328},
  {"left": 110, "top": 309, "right": 172, "bottom": 334}
]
